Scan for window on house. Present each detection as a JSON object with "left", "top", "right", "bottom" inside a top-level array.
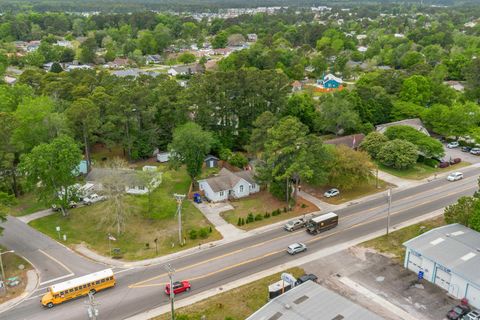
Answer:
[
  {"left": 240, "top": 185, "right": 244, "bottom": 192},
  {"left": 220, "top": 191, "right": 224, "bottom": 196}
]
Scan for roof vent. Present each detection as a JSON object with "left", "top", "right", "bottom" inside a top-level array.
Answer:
[
  {"left": 268, "top": 312, "right": 283, "bottom": 320},
  {"left": 283, "top": 303, "right": 291, "bottom": 310},
  {"left": 332, "top": 315, "right": 345, "bottom": 320},
  {"left": 293, "top": 295, "right": 309, "bottom": 305}
]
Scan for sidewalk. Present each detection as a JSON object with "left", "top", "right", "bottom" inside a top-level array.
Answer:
[
  {"left": 17, "top": 209, "right": 54, "bottom": 224},
  {"left": 0, "top": 270, "right": 39, "bottom": 314},
  {"left": 125, "top": 208, "right": 445, "bottom": 320},
  {"left": 193, "top": 202, "right": 246, "bottom": 241}
]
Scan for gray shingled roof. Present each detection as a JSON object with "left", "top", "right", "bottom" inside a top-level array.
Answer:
[
  {"left": 247, "top": 281, "right": 384, "bottom": 320},
  {"left": 200, "top": 168, "right": 255, "bottom": 192},
  {"left": 403, "top": 224, "right": 480, "bottom": 286},
  {"left": 375, "top": 118, "right": 426, "bottom": 132}
]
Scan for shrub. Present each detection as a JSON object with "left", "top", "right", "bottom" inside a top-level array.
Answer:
[
  {"left": 209, "top": 226, "right": 212, "bottom": 233},
  {"left": 247, "top": 212, "right": 255, "bottom": 223},
  {"left": 237, "top": 217, "right": 242, "bottom": 226},
  {"left": 377, "top": 139, "right": 418, "bottom": 169},
  {"left": 189, "top": 229, "right": 198, "bottom": 240},
  {"left": 241, "top": 218, "right": 245, "bottom": 225},
  {"left": 283, "top": 207, "right": 287, "bottom": 213},
  {"left": 264, "top": 212, "right": 270, "bottom": 218},
  {"left": 255, "top": 214, "right": 263, "bottom": 221},
  {"left": 199, "top": 228, "right": 209, "bottom": 239},
  {"left": 424, "top": 158, "right": 439, "bottom": 168},
  {"left": 301, "top": 203, "right": 307, "bottom": 208},
  {"left": 359, "top": 131, "right": 388, "bottom": 159}
]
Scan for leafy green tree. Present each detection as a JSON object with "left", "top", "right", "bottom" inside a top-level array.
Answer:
[
  {"left": 444, "top": 196, "right": 479, "bottom": 227},
  {"left": 169, "top": 122, "right": 213, "bottom": 181},
  {"left": 212, "top": 31, "right": 228, "bottom": 49},
  {"left": 0, "top": 192, "right": 15, "bottom": 234},
  {"left": 0, "top": 113, "right": 19, "bottom": 196},
  {"left": 79, "top": 37, "right": 97, "bottom": 63},
  {"left": 178, "top": 52, "right": 196, "bottom": 64},
  {"left": 257, "top": 116, "right": 330, "bottom": 205},
  {"left": 465, "top": 57, "right": 480, "bottom": 102},
  {"left": 283, "top": 93, "right": 319, "bottom": 132},
  {"left": 23, "top": 51, "right": 46, "bottom": 67},
  {"left": 247, "top": 111, "right": 277, "bottom": 155},
  {"left": 20, "top": 135, "right": 82, "bottom": 216},
  {"left": 50, "top": 62, "right": 63, "bottom": 73},
  {"left": 422, "top": 103, "right": 480, "bottom": 139},
  {"left": 359, "top": 132, "right": 388, "bottom": 159},
  {"left": 384, "top": 125, "right": 444, "bottom": 158},
  {"left": 65, "top": 98, "right": 100, "bottom": 169},
  {"left": 399, "top": 75, "right": 433, "bottom": 106},
  {"left": 390, "top": 101, "right": 424, "bottom": 121},
  {"left": 318, "top": 95, "right": 361, "bottom": 135},
  {"left": 327, "top": 145, "right": 375, "bottom": 190},
  {"left": 377, "top": 139, "right": 418, "bottom": 169},
  {"left": 137, "top": 30, "right": 158, "bottom": 55},
  {"left": 400, "top": 51, "right": 425, "bottom": 69}
]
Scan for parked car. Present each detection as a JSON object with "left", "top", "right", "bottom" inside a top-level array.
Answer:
[
  {"left": 450, "top": 158, "right": 462, "bottom": 165},
  {"left": 284, "top": 218, "right": 307, "bottom": 232},
  {"left": 463, "top": 310, "right": 480, "bottom": 320},
  {"left": 83, "top": 194, "right": 106, "bottom": 205},
  {"left": 447, "top": 172, "right": 464, "bottom": 181},
  {"left": 51, "top": 201, "right": 77, "bottom": 211},
  {"left": 324, "top": 188, "right": 340, "bottom": 198},
  {"left": 287, "top": 243, "right": 307, "bottom": 255},
  {"left": 295, "top": 273, "right": 318, "bottom": 285},
  {"left": 462, "top": 146, "right": 472, "bottom": 153},
  {"left": 447, "top": 305, "right": 471, "bottom": 320},
  {"left": 447, "top": 141, "right": 460, "bottom": 148},
  {"left": 439, "top": 161, "right": 450, "bottom": 168},
  {"left": 470, "top": 148, "right": 480, "bottom": 155},
  {"left": 165, "top": 280, "right": 191, "bottom": 295}
]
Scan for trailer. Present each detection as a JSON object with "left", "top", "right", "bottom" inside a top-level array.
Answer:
[{"left": 306, "top": 212, "right": 338, "bottom": 235}]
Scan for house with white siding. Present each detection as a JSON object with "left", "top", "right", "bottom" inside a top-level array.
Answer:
[
  {"left": 198, "top": 168, "right": 259, "bottom": 202},
  {"left": 403, "top": 224, "right": 480, "bottom": 309}
]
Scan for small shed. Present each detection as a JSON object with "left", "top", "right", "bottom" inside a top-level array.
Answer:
[
  {"left": 204, "top": 155, "right": 219, "bottom": 168},
  {"left": 157, "top": 152, "right": 171, "bottom": 163}
]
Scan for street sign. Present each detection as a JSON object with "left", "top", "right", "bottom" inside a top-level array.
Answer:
[
  {"left": 418, "top": 271, "right": 424, "bottom": 280},
  {"left": 281, "top": 273, "right": 297, "bottom": 287}
]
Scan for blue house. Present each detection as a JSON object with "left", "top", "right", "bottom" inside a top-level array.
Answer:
[
  {"left": 317, "top": 73, "right": 343, "bottom": 89},
  {"left": 73, "top": 160, "right": 88, "bottom": 176}
]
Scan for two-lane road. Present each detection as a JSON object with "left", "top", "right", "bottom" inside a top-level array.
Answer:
[{"left": 1, "top": 166, "right": 479, "bottom": 320}]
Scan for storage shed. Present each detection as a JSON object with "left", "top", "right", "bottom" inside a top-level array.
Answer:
[{"left": 403, "top": 224, "right": 480, "bottom": 308}]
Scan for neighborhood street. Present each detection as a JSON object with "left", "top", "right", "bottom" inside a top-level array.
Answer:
[{"left": 0, "top": 166, "right": 479, "bottom": 320}]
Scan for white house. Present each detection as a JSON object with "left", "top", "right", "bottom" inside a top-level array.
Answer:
[
  {"left": 403, "top": 224, "right": 480, "bottom": 309},
  {"left": 86, "top": 168, "right": 162, "bottom": 195},
  {"left": 198, "top": 168, "right": 260, "bottom": 202},
  {"left": 157, "top": 152, "right": 171, "bottom": 163}
]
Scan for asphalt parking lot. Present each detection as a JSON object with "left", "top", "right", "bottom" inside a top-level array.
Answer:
[
  {"left": 303, "top": 247, "right": 458, "bottom": 320},
  {"left": 443, "top": 144, "right": 480, "bottom": 164}
]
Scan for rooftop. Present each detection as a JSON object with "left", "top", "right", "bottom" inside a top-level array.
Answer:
[
  {"left": 246, "top": 281, "right": 384, "bottom": 320},
  {"left": 199, "top": 168, "right": 255, "bottom": 192},
  {"left": 403, "top": 224, "right": 480, "bottom": 286}
]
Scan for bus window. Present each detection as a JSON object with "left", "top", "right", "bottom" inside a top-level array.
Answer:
[
  {"left": 101, "top": 279, "right": 105, "bottom": 283},
  {"left": 54, "top": 294, "right": 59, "bottom": 298},
  {"left": 96, "top": 281, "right": 100, "bottom": 284},
  {"left": 69, "top": 289, "right": 74, "bottom": 293}
]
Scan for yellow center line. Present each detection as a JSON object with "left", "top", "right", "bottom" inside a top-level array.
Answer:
[{"left": 128, "top": 184, "right": 476, "bottom": 289}]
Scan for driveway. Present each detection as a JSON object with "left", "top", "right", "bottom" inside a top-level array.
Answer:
[{"left": 443, "top": 144, "right": 480, "bottom": 163}]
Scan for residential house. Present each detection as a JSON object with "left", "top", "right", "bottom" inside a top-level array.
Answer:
[
  {"left": 56, "top": 40, "right": 73, "bottom": 48},
  {"left": 167, "top": 63, "right": 204, "bottom": 76},
  {"left": 357, "top": 46, "right": 368, "bottom": 53},
  {"left": 315, "top": 73, "right": 344, "bottom": 92},
  {"left": 444, "top": 80, "right": 465, "bottom": 92},
  {"left": 156, "top": 152, "right": 171, "bottom": 163},
  {"left": 291, "top": 80, "right": 303, "bottom": 92},
  {"left": 247, "top": 33, "right": 258, "bottom": 42},
  {"left": 204, "top": 155, "right": 219, "bottom": 168},
  {"left": 376, "top": 118, "right": 430, "bottom": 136},
  {"left": 86, "top": 167, "right": 161, "bottom": 195},
  {"left": 403, "top": 224, "right": 480, "bottom": 309},
  {"left": 356, "top": 34, "right": 367, "bottom": 40},
  {"left": 26, "top": 41, "right": 41, "bottom": 52},
  {"left": 145, "top": 55, "right": 163, "bottom": 64},
  {"left": 4, "top": 76, "right": 17, "bottom": 85},
  {"left": 107, "top": 57, "right": 133, "bottom": 69},
  {"left": 324, "top": 133, "right": 365, "bottom": 150},
  {"left": 198, "top": 168, "right": 260, "bottom": 202},
  {"left": 111, "top": 68, "right": 161, "bottom": 78}
]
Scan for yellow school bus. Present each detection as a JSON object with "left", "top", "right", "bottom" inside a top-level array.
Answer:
[{"left": 41, "top": 269, "right": 115, "bottom": 308}]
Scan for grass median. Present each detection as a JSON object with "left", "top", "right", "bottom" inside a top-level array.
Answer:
[
  {"left": 153, "top": 267, "right": 304, "bottom": 320},
  {"left": 0, "top": 246, "right": 32, "bottom": 304},
  {"left": 29, "top": 168, "right": 221, "bottom": 261}
]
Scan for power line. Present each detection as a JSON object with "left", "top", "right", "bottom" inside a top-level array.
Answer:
[
  {"left": 174, "top": 193, "right": 186, "bottom": 246},
  {"left": 165, "top": 264, "right": 176, "bottom": 320},
  {"left": 85, "top": 292, "right": 99, "bottom": 320}
]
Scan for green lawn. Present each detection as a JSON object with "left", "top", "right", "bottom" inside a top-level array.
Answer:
[
  {"left": 10, "top": 193, "right": 47, "bottom": 217},
  {"left": 0, "top": 246, "right": 32, "bottom": 304},
  {"left": 303, "top": 179, "right": 391, "bottom": 205},
  {"left": 154, "top": 267, "right": 305, "bottom": 320},
  {"left": 221, "top": 191, "right": 318, "bottom": 230},
  {"left": 360, "top": 216, "right": 445, "bottom": 263},
  {"left": 30, "top": 168, "right": 222, "bottom": 261},
  {"left": 378, "top": 161, "right": 471, "bottom": 180}
]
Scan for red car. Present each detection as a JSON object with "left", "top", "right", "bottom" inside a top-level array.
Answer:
[{"left": 165, "top": 280, "right": 191, "bottom": 295}]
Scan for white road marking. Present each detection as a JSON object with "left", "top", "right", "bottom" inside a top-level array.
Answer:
[
  {"left": 24, "top": 293, "right": 44, "bottom": 301},
  {"left": 38, "top": 273, "right": 75, "bottom": 286},
  {"left": 114, "top": 267, "right": 135, "bottom": 275},
  {"left": 38, "top": 249, "right": 74, "bottom": 275}
]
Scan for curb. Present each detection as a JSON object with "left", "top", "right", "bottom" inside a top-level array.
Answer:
[
  {"left": 125, "top": 208, "right": 445, "bottom": 320},
  {"left": 0, "top": 268, "right": 40, "bottom": 314}
]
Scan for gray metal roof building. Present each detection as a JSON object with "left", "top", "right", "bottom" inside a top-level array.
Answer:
[
  {"left": 403, "top": 224, "right": 480, "bottom": 308},
  {"left": 246, "top": 281, "right": 384, "bottom": 320}
]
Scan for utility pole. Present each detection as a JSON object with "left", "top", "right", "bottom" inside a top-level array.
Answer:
[
  {"left": 174, "top": 193, "right": 186, "bottom": 246},
  {"left": 165, "top": 264, "right": 175, "bottom": 320},
  {"left": 86, "top": 292, "right": 99, "bottom": 320},
  {"left": 386, "top": 188, "right": 392, "bottom": 236}
]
